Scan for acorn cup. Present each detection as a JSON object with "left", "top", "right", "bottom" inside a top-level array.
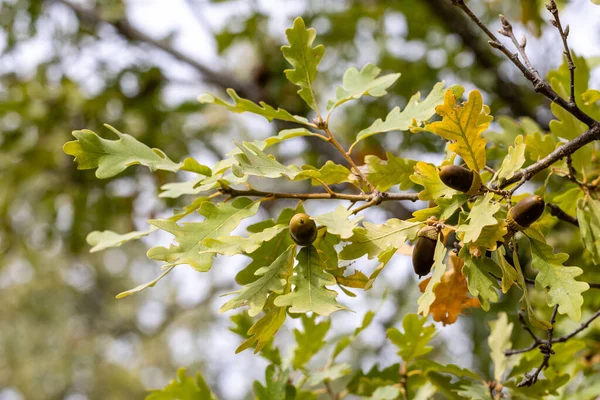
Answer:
[
  {"left": 506, "top": 195, "right": 545, "bottom": 232},
  {"left": 412, "top": 225, "right": 441, "bottom": 277},
  {"left": 289, "top": 213, "right": 318, "bottom": 246},
  {"left": 439, "top": 165, "right": 482, "bottom": 195}
]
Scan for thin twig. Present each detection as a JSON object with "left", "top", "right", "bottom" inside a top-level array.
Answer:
[
  {"left": 516, "top": 306, "right": 558, "bottom": 387},
  {"left": 546, "top": 0, "right": 576, "bottom": 103},
  {"left": 218, "top": 186, "right": 419, "bottom": 203},
  {"left": 498, "top": 15, "right": 536, "bottom": 74},
  {"left": 546, "top": 203, "right": 579, "bottom": 226},
  {"left": 321, "top": 123, "right": 376, "bottom": 192},
  {"left": 552, "top": 308, "right": 600, "bottom": 343}
]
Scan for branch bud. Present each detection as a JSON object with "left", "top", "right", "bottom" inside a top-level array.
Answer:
[
  {"left": 520, "top": 35, "right": 527, "bottom": 48},
  {"left": 564, "top": 25, "right": 570, "bottom": 37}
]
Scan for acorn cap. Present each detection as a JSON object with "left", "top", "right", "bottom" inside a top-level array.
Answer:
[
  {"left": 417, "top": 225, "right": 439, "bottom": 241},
  {"left": 507, "top": 195, "right": 545, "bottom": 230}
]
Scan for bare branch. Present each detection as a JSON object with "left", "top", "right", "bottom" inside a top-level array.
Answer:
[{"left": 451, "top": 0, "right": 596, "bottom": 127}]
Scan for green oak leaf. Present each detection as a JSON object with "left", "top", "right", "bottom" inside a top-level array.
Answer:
[
  {"left": 326, "top": 63, "right": 400, "bottom": 111},
  {"left": 529, "top": 236, "right": 589, "bottom": 321},
  {"left": 220, "top": 245, "right": 295, "bottom": 317},
  {"left": 456, "top": 192, "right": 501, "bottom": 243},
  {"left": 159, "top": 172, "right": 246, "bottom": 199},
  {"left": 412, "top": 194, "right": 469, "bottom": 222},
  {"left": 233, "top": 141, "right": 301, "bottom": 179},
  {"left": 148, "top": 197, "right": 260, "bottom": 272},
  {"left": 455, "top": 382, "right": 490, "bottom": 400},
  {"left": 410, "top": 161, "right": 457, "bottom": 200},
  {"left": 293, "top": 314, "right": 331, "bottom": 369},
  {"left": 495, "top": 135, "right": 526, "bottom": 182},
  {"left": 87, "top": 228, "right": 156, "bottom": 253},
  {"left": 525, "top": 131, "right": 556, "bottom": 162},
  {"left": 314, "top": 205, "right": 363, "bottom": 239},
  {"left": 491, "top": 247, "right": 518, "bottom": 294},
  {"left": 387, "top": 313, "right": 436, "bottom": 362},
  {"left": 274, "top": 245, "right": 345, "bottom": 316},
  {"left": 201, "top": 224, "right": 287, "bottom": 257},
  {"left": 460, "top": 248, "right": 500, "bottom": 311},
  {"left": 198, "top": 88, "right": 309, "bottom": 125},
  {"left": 488, "top": 312, "right": 513, "bottom": 382},
  {"left": 236, "top": 209, "right": 297, "bottom": 285},
  {"left": 552, "top": 186, "right": 583, "bottom": 217},
  {"left": 511, "top": 242, "right": 552, "bottom": 330},
  {"left": 417, "top": 240, "right": 447, "bottom": 316},
  {"left": 577, "top": 196, "right": 600, "bottom": 264},
  {"left": 367, "top": 386, "right": 401, "bottom": 400},
  {"left": 340, "top": 219, "right": 422, "bottom": 260},
  {"left": 253, "top": 365, "right": 289, "bottom": 400},
  {"left": 146, "top": 368, "right": 214, "bottom": 400},
  {"left": 180, "top": 157, "right": 212, "bottom": 176},
  {"left": 297, "top": 160, "right": 352, "bottom": 186},
  {"left": 281, "top": 17, "right": 324, "bottom": 110},
  {"left": 346, "top": 364, "right": 400, "bottom": 397},
  {"left": 228, "top": 313, "right": 281, "bottom": 365},
  {"left": 364, "top": 152, "right": 417, "bottom": 191},
  {"left": 306, "top": 363, "right": 352, "bottom": 387},
  {"left": 353, "top": 82, "right": 464, "bottom": 148},
  {"left": 63, "top": 124, "right": 180, "bottom": 179},
  {"left": 237, "top": 294, "right": 287, "bottom": 354}
]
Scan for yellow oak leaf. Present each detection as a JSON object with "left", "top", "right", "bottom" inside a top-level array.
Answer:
[
  {"left": 418, "top": 253, "right": 480, "bottom": 325},
  {"left": 427, "top": 90, "right": 491, "bottom": 172}
]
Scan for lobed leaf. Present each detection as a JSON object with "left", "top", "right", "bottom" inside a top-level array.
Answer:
[
  {"left": 340, "top": 219, "right": 422, "bottom": 260},
  {"left": 63, "top": 125, "right": 180, "bottom": 179},
  {"left": 326, "top": 63, "right": 400, "bottom": 111},
  {"left": 364, "top": 152, "right": 416, "bottom": 191},
  {"left": 220, "top": 245, "right": 295, "bottom": 317},
  {"left": 577, "top": 196, "right": 600, "bottom": 264},
  {"left": 488, "top": 312, "right": 513, "bottom": 382},
  {"left": 427, "top": 90, "right": 491, "bottom": 172},
  {"left": 146, "top": 368, "right": 214, "bottom": 400},
  {"left": 281, "top": 17, "right": 324, "bottom": 110},
  {"left": 274, "top": 246, "right": 345, "bottom": 316},
  {"left": 529, "top": 236, "right": 589, "bottom": 321},
  {"left": 495, "top": 135, "right": 526, "bottom": 182},
  {"left": 410, "top": 161, "right": 457, "bottom": 200},
  {"left": 314, "top": 205, "right": 363, "bottom": 239},
  {"left": 198, "top": 88, "right": 309, "bottom": 125},
  {"left": 461, "top": 248, "right": 501, "bottom": 311},
  {"left": 417, "top": 240, "right": 447, "bottom": 317},
  {"left": 456, "top": 192, "right": 501, "bottom": 244},
  {"left": 387, "top": 313, "right": 436, "bottom": 362},
  {"left": 352, "top": 82, "right": 464, "bottom": 149}
]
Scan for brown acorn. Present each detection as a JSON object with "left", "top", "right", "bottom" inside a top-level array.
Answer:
[
  {"left": 289, "top": 213, "right": 318, "bottom": 246},
  {"left": 412, "top": 226, "right": 441, "bottom": 277},
  {"left": 439, "top": 165, "right": 482, "bottom": 195},
  {"left": 507, "top": 195, "right": 545, "bottom": 231}
]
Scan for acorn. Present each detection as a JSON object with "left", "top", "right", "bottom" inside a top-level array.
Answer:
[
  {"left": 412, "top": 226, "right": 441, "bottom": 277},
  {"left": 439, "top": 165, "right": 482, "bottom": 195},
  {"left": 507, "top": 195, "right": 545, "bottom": 231},
  {"left": 289, "top": 213, "right": 318, "bottom": 246}
]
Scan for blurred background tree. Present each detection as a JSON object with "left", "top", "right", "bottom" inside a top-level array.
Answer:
[{"left": 1, "top": 0, "right": 599, "bottom": 399}]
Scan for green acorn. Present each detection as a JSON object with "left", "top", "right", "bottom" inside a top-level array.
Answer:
[
  {"left": 439, "top": 165, "right": 482, "bottom": 195},
  {"left": 289, "top": 213, "right": 318, "bottom": 246}
]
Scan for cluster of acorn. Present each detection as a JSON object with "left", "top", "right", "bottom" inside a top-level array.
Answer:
[
  {"left": 411, "top": 165, "right": 545, "bottom": 277},
  {"left": 287, "top": 165, "right": 546, "bottom": 281}
]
